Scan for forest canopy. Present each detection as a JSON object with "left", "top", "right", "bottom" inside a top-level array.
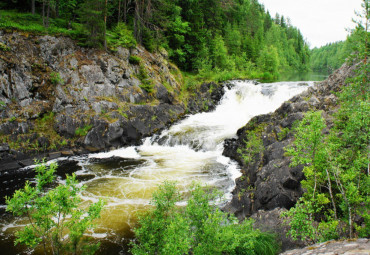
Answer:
[{"left": 1, "top": 0, "right": 311, "bottom": 78}]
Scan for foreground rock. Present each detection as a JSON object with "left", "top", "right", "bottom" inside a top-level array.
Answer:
[
  {"left": 0, "top": 31, "right": 225, "bottom": 169},
  {"left": 222, "top": 63, "right": 358, "bottom": 249},
  {"left": 281, "top": 238, "right": 370, "bottom": 255}
]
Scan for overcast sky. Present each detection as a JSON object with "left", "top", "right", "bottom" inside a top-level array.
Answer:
[{"left": 258, "top": 0, "right": 364, "bottom": 48}]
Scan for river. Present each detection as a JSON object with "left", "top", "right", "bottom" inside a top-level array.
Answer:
[{"left": 0, "top": 80, "right": 314, "bottom": 254}]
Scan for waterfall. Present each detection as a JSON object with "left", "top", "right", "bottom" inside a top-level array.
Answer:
[{"left": 0, "top": 80, "right": 312, "bottom": 253}]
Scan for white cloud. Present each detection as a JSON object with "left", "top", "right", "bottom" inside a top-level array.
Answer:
[{"left": 258, "top": 0, "right": 363, "bottom": 48}]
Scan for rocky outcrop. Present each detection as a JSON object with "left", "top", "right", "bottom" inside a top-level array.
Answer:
[
  {"left": 0, "top": 31, "right": 225, "bottom": 170},
  {"left": 222, "top": 63, "right": 357, "bottom": 249},
  {"left": 281, "top": 238, "right": 370, "bottom": 255}
]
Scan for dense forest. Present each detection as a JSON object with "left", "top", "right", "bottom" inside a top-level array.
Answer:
[
  {"left": 310, "top": 41, "right": 351, "bottom": 73},
  {"left": 1, "top": 0, "right": 310, "bottom": 79}
]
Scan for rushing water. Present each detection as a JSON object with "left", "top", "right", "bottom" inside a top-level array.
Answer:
[{"left": 0, "top": 80, "right": 313, "bottom": 254}]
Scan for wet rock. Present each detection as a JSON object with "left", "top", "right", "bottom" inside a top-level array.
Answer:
[
  {"left": 223, "top": 63, "right": 357, "bottom": 222},
  {"left": 84, "top": 120, "right": 108, "bottom": 151}
]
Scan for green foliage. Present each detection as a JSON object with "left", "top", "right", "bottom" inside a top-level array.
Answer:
[
  {"left": 129, "top": 55, "right": 142, "bottom": 65},
  {"left": 0, "top": 101, "right": 6, "bottom": 111},
  {"left": 78, "top": 0, "right": 105, "bottom": 47},
  {"left": 75, "top": 124, "right": 93, "bottom": 137},
  {"left": 237, "top": 130, "right": 264, "bottom": 166},
  {"left": 9, "top": 116, "right": 16, "bottom": 122},
  {"left": 50, "top": 72, "right": 64, "bottom": 85},
  {"left": 0, "top": 10, "right": 84, "bottom": 38},
  {"left": 277, "top": 127, "right": 290, "bottom": 141},
  {"left": 1, "top": 0, "right": 311, "bottom": 80},
  {"left": 0, "top": 42, "right": 10, "bottom": 51},
  {"left": 310, "top": 41, "right": 351, "bottom": 73},
  {"left": 137, "top": 65, "right": 155, "bottom": 93},
  {"left": 5, "top": 162, "right": 105, "bottom": 255},
  {"left": 283, "top": 24, "right": 369, "bottom": 242},
  {"left": 106, "top": 23, "right": 136, "bottom": 50},
  {"left": 131, "top": 182, "right": 279, "bottom": 255}
]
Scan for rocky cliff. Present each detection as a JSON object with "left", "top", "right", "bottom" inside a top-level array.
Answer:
[
  {"left": 0, "top": 31, "right": 224, "bottom": 171},
  {"left": 222, "top": 63, "right": 357, "bottom": 250}
]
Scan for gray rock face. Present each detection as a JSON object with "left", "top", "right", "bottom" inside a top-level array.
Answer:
[
  {"left": 223, "top": 63, "right": 357, "bottom": 220},
  {"left": 0, "top": 31, "right": 226, "bottom": 166}
]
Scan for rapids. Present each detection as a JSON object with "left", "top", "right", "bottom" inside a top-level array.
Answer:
[{"left": 0, "top": 80, "right": 312, "bottom": 254}]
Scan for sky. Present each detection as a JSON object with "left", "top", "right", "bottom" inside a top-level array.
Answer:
[{"left": 258, "top": 0, "right": 364, "bottom": 48}]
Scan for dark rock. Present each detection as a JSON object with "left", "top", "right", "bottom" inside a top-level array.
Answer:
[
  {"left": 18, "top": 158, "right": 36, "bottom": 167},
  {"left": 37, "top": 136, "right": 50, "bottom": 149},
  {"left": 48, "top": 151, "right": 62, "bottom": 160},
  {"left": 0, "top": 162, "right": 21, "bottom": 172},
  {"left": 223, "top": 63, "right": 357, "bottom": 225},
  {"left": 251, "top": 208, "right": 306, "bottom": 252},
  {"left": 61, "top": 150, "right": 74, "bottom": 156},
  {"left": 84, "top": 120, "right": 108, "bottom": 151},
  {"left": 0, "top": 144, "right": 9, "bottom": 152}
]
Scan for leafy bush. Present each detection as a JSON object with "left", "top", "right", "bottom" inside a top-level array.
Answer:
[
  {"left": 5, "top": 162, "right": 105, "bottom": 255},
  {"left": 137, "top": 65, "right": 154, "bottom": 93},
  {"left": 75, "top": 124, "right": 93, "bottom": 136},
  {"left": 129, "top": 55, "right": 142, "bottom": 65},
  {"left": 237, "top": 129, "right": 264, "bottom": 166},
  {"left": 131, "top": 182, "right": 279, "bottom": 255},
  {"left": 50, "top": 71, "right": 64, "bottom": 85},
  {"left": 106, "top": 22, "right": 136, "bottom": 50}
]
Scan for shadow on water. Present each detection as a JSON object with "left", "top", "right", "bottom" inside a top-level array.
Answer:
[{"left": 278, "top": 71, "right": 330, "bottom": 82}]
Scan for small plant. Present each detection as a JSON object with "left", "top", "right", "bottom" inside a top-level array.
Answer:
[
  {"left": 60, "top": 139, "right": 68, "bottom": 146},
  {"left": 5, "top": 162, "right": 105, "bottom": 255},
  {"left": 0, "top": 101, "right": 6, "bottom": 111},
  {"left": 50, "top": 71, "right": 64, "bottom": 85},
  {"left": 137, "top": 65, "right": 154, "bottom": 93},
  {"left": 75, "top": 124, "right": 93, "bottom": 136},
  {"left": 106, "top": 22, "right": 136, "bottom": 50},
  {"left": 237, "top": 131, "right": 263, "bottom": 165},
  {"left": 9, "top": 116, "right": 16, "bottom": 122},
  {"left": 129, "top": 55, "right": 142, "bottom": 65},
  {"left": 277, "top": 127, "right": 290, "bottom": 141},
  {"left": 0, "top": 42, "right": 10, "bottom": 51}
]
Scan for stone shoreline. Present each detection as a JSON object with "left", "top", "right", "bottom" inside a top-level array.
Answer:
[{"left": 281, "top": 239, "right": 370, "bottom": 255}]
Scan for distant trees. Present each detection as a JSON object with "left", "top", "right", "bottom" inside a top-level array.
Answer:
[
  {"left": 310, "top": 41, "right": 352, "bottom": 73},
  {"left": 3, "top": 0, "right": 311, "bottom": 76}
]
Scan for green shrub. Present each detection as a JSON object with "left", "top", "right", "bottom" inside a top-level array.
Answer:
[
  {"left": 0, "top": 42, "right": 10, "bottom": 51},
  {"left": 50, "top": 72, "right": 64, "bottom": 85},
  {"left": 129, "top": 55, "right": 142, "bottom": 65},
  {"left": 131, "top": 182, "right": 279, "bottom": 255},
  {"left": 237, "top": 131, "right": 264, "bottom": 165},
  {"left": 0, "top": 101, "right": 6, "bottom": 110},
  {"left": 137, "top": 65, "right": 154, "bottom": 93},
  {"left": 75, "top": 124, "right": 93, "bottom": 136},
  {"left": 5, "top": 162, "right": 105, "bottom": 255},
  {"left": 106, "top": 22, "right": 136, "bottom": 50}
]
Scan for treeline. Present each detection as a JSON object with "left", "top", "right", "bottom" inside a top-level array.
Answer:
[
  {"left": 310, "top": 40, "right": 352, "bottom": 73},
  {"left": 2, "top": 0, "right": 310, "bottom": 77}
]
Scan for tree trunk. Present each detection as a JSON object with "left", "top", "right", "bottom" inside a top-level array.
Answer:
[
  {"left": 104, "top": 0, "right": 108, "bottom": 50},
  {"left": 32, "top": 0, "right": 35, "bottom": 15},
  {"left": 325, "top": 168, "right": 337, "bottom": 220},
  {"left": 46, "top": 0, "right": 50, "bottom": 28},
  {"left": 118, "top": 0, "right": 121, "bottom": 24},
  {"left": 56, "top": 0, "right": 60, "bottom": 18},
  {"left": 123, "top": 0, "right": 127, "bottom": 23},
  {"left": 42, "top": 0, "right": 45, "bottom": 27}
]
